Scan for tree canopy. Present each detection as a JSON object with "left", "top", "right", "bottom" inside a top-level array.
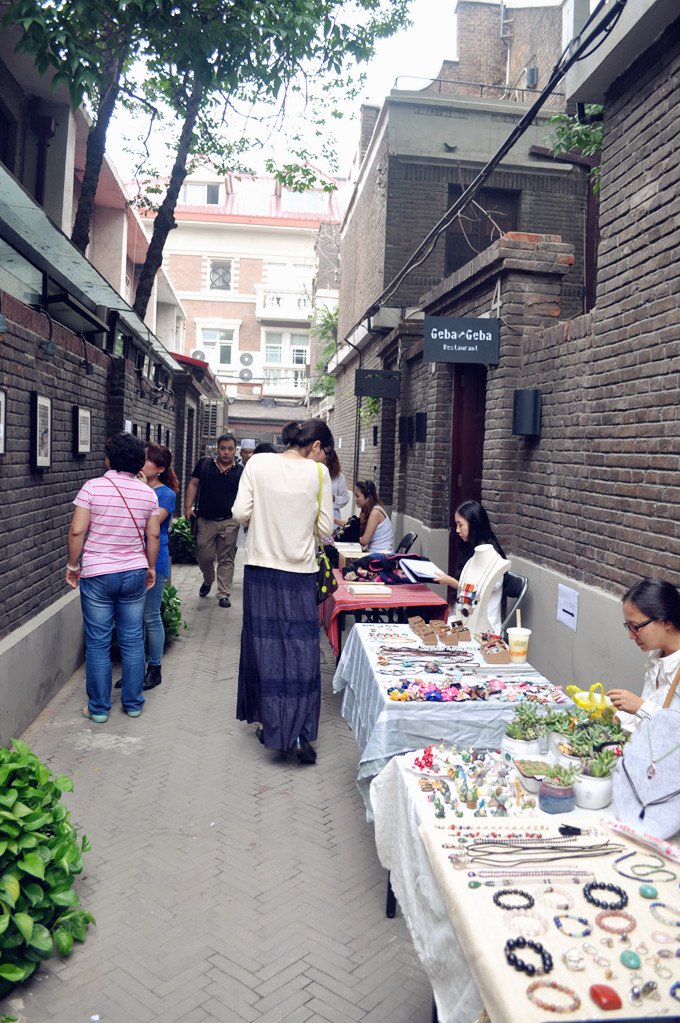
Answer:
[{"left": 6, "top": 0, "right": 411, "bottom": 316}]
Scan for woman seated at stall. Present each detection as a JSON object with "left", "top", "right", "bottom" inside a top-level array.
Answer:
[
  {"left": 347, "top": 479, "right": 394, "bottom": 553},
  {"left": 606, "top": 577, "right": 680, "bottom": 732},
  {"left": 432, "top": 500, "right": 507, "bottom": 634}
]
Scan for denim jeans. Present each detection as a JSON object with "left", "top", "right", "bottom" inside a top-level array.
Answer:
[
  {"left": 80, "top": 569, "right": 147, "bottom": 716},
  {"left": 143, "top": 572, "right": 166, "bottom": 667}
]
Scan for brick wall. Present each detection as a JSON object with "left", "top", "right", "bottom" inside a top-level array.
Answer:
[{"left": 0, "top": 292, "right": 178, "bottom": 639}]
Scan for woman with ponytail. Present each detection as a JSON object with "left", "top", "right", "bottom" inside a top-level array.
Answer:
[
  {"left": 233, "top": 418, "right": 334, "bottom": 764},
  {"left": 353, "top": 479, "right": 394, "bottom": 553}
]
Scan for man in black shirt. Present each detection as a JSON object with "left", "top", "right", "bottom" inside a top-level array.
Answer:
[{"left": 184, "top": 434, "right": 242, "bottom": 607}]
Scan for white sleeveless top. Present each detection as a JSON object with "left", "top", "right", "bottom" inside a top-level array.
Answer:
[{"left": 366, "top": 507, "right": 394, "bottom": 553}]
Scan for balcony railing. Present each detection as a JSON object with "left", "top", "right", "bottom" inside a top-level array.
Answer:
[
  {"left": 393, "top": 76, "right": 565, "bottom": 107},
  {"left": 254, "top": 285, "right": 312, "bottom": 323}
]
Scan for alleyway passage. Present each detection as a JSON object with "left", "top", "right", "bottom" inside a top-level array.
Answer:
[{"left": 0, "top": 561, "right": 431, "bottom": 1023}]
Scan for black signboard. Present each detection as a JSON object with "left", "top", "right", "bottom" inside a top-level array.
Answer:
[
  {"left": 424, "top": 316, "right": 500, "bottom": 364},
  {"left": 354, "top": 368, "right": 401, "bottom": 399}
]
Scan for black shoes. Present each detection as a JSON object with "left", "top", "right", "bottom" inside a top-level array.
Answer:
[
  {"left": 293, "top": 737, "right": 317, "bottom": 765},
  {"left": 143, "top": 664, "right": 162, "bottom": 691},
  {"left": 255, "top": 726, "right": 265, "bottom": 745},
  {"left": 199, "top": 583, "right": 211, "bottom": 597},
  {"left": 218, "top": 597, "right": 231, "bottom": 608}
]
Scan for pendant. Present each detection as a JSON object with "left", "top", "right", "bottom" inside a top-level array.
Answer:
[{"left": 647, "top": 761, "right": 656, "bottom": 779}]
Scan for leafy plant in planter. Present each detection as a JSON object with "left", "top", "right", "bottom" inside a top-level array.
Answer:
[
  {"left": 543, "top": 763, "right": 579, "bottom": 787},
  {"left": 539, "top": 761, "right": 578, "bottom": 813},
  {"left": 168, "top": 516, "right": 197, "bottom": 564},
  {"left": 542, "top": 709, "right": 572, "bottom": 735},
  {"left": 504, "top": 702, "right": 542, "bottom": 741},
  {"left": 160, "top": 583, "right": 188, "bottom": 641},
  {"left": 580, "top": 748, "right": 621, "bottom": 778},
  {"left": 0, "top": 740, "right": 94, "bottom": 995}
]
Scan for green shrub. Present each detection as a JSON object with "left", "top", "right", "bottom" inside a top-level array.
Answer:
[
  {"left": 169, "top": 516, "right": 197, "bottom": 563},
  {"left": 161, "top": 583, "right": 188, "bottom": 640},
  {"left": 0, "top": 740, "right": 94, "bottom": 995}
]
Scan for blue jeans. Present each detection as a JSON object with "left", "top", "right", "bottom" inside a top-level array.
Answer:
[
  {"left": 143, "top": 572, "right": 166, "bottom": 667},
  {"left": 80, "top": 569, "right": 147, "bottom": 716}
]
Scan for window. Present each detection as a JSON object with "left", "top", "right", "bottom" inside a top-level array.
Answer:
[
  {"left": 210, "top": 260, "right": 231, "bottom": 290},
  {"left": 202, "top": 328, "right": 233, "bottom": 366},
  {"left": 291, "top": 347, "right": 308, "bottom": 366},
  {"left": 281, "top": 188, "right": 326, "bottom": 214},
  {"left": 182, "top": 182, "right": 220, "bottom": 205},
  {"left": 265, "top": 333, "right": 283, "bottom": 363},
  {"left": 445, "top": 186, "right": 517, "bottom": 276}
]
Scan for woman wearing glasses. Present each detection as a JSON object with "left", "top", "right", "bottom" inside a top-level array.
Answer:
[{"left": 606, "top": 578, "right": 680, "bottom": 730}]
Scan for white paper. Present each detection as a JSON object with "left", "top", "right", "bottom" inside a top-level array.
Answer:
[
  {"left": 400, "top": 558, "right": 444, "bottom": 583},
  {"left": 556, "top": 583, "right": 578, "bottom": 631}
]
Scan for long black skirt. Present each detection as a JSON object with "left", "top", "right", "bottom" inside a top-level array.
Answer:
[{"left": 237, "top": 565, "right": 321, "bottom": 750}]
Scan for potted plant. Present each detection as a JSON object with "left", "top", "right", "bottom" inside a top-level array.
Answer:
[
  {"left": 557, "top": 724, "right": 593, "bottom": 768},
  {"left": 574, "top": 748, "right": 621, "bottom": 809},
  {"left": 502, "top": 702, "right": 543, "bottom": 759},
  {"left": 543, "top": 709, "right": 573, "bottom": 756},
  {"left": 538, "top": 762, "right": 578, "bottom": 814}
]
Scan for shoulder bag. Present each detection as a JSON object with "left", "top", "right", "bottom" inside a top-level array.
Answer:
[{"left": 315, "top": 462, "right": 338, "bottom": 604}]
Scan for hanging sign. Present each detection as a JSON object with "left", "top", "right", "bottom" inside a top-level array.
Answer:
[
  {"left": 354, "top": 368, "right": 401, "bottom": 399},
  {"left": 424, "top": 316, "right": 500, "bottom": 364}
]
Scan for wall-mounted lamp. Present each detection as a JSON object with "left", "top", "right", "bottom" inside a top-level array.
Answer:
[
  {"left": 512, "top": 389, "right": 541, "bottom": 436},
  {"left": 34, "top": 306, "right": 55, "bottom": 356}
]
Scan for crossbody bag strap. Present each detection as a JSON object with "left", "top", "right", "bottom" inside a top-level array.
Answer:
[
  {"left": 106, "top": 477, "right": 147, "bottom": 556},
  {"left": 315, "top": 462, "right": 323, "bottom": 539},
  {"left": 663, "top": 661, "right": 680, "bottom": 708}
]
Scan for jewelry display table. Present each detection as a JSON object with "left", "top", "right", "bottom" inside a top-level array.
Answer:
[
  {"left": 332, "top": 624, "right": 558, "bottom": 819},
  {"left": 320, "top": 571, "right": 448, "bottom": 657},
  {"left": 371, "top": 753, "right": 680, "bottom": 1023}
]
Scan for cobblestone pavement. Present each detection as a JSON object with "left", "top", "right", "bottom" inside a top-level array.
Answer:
[{"left": 1, "top": 560, "right": 432, "bottom": 1022}]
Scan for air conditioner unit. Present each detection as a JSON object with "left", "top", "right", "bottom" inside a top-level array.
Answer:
[
  {"left": 239, "top": 367, "right": 253, "bottom": 381},
  {"left": 191, "top": 349, "right": 206, "bottom": 360},
  {"left": 240, "top": 352, "right": 254, "bottom": 367}
]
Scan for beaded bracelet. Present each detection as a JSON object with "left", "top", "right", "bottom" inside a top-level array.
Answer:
[
  {"left": 649, "top": 901, "right": 680, "bottom": 927},
  {"left": 671, "top": 981, "right": 680, "bottom": 1002},
  {"left": 493, "top": 888, "right": 534, "bottom": 911},
  {"left": 504, "top": 910, "right": 548, "bottom": 937},
  {"left": 553, "top": 913, "right": 591, "bottom": 938},
  {"left": 526, "top": 979, "right": 580, "bottom": 1013},
  {"left": 595, "top": 909, "right": 636, "bottom": 935},
  {"left": 539, "top": 886, "right": 574, "bottom": 911},
  {"left": 505, "top": 936, "right": 553, "bottom": 976},
  {"left": 583, "top": 881, "right": 628, "bottom": 910}
]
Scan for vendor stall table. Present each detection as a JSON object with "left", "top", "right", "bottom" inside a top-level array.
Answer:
[
  {"left": 320, "top": 570, "right": 448, "bottom": 657},
  {"left": 333, "top": 624, "right": 558, "bottom": 818},
  {"left": 371, "top": 752, "right": 680, "bottom": 1023}
]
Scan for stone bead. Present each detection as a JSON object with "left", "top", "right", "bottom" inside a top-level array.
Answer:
[
  {"left": 639, "top": 883, "right": 658, "bottom": 899},
  {"left": 590, "top": 984, "right": 622, "bottom": 1011},
  {"left": 468, "top": 880, "right": 482, "bottom": 889},
  {"left": 620, "top": 949, "right": 641, "bottom": 969}
]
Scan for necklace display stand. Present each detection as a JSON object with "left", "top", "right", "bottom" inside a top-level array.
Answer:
[
  {"left": 456, "top": 544, "right": 510, "bottom": 635},
  {"left": 612, "top": 709, "right": 680, "bottom": 839}
]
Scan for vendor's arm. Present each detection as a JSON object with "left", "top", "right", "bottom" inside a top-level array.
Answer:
[
  {"left": 184, "top": 476, "right": 199, "bottom": 519},
  {"left": 605, "top": 688, "right": 644, "bottom": 716},
  {"left": 360, "top": 507, "right": 385, "bottom": 547},
  {"left": 66, "top": 506, "right": 90, "bottom": 588},
  {"left": 432, "top": 571, "right": 460, "bottom": 589}
]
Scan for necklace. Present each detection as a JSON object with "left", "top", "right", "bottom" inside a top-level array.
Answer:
[
  {"left": 613, "top": 851, "right": 677, "bottom": 882},
  {"left": 620, "top": 759, "right": 680, "bottom": 820},
  {"left": 646, "top": 720, "right": 680, "bottom": 778}
]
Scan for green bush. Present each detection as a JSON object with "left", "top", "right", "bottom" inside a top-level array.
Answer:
[
  {"left": 169, "top": 516, "right": 197, "bottom": 563},
  {"left": 0, "top": 740, "right": 94, "bottom": 995},
  {"left": 161, "top": 583, "right": 188, "bottom": 640}
]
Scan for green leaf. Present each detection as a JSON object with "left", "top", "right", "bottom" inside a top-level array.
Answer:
[
  {"left": 0, "top": 875, "right": 20, "bottom": 904},
  {"left": 21, "top": 884, "right": 44, "bottom": 908},
  {"left": 49, "top": 887, "right": 80, "bottom": 907},
  {"left": 27, "top": 922, "right": 52, "bottom": 954},
  {"left": 0, "top": 791, "right": 17, "bottom": 810},
  {"left": 54, "top": 776, "right": 74, "bottom": 793},
  {"left": 0, "top": 914, "right": 10, "bottom": 935},
  {"left": 21, "top": 812, "right": 51, "bottom": 831},
  {"left": 18, "top": 854, "right": 45, "bottom": 880},
  {"left": 54, "top": 927, "right": 73, "bottom": 955},
  {"left": 0, "top": 964, "right": 28, "bottom": 982},
  {"left": 11, "top": 912, "right": 33, "bottom": 942},
  {"left": 10, "top": 740, "right": 30, "bottom": 757},
  {"left": 81, "top": 835, "right": 92, "bottom": 853}
]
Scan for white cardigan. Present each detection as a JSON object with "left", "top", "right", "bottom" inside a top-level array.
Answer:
[{"left": 232, "top": 453, "right": 334, "bottom": 573}]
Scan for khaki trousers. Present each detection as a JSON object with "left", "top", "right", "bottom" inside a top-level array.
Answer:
[{"left": 196, "top": 518, "right": 240, "bottom": 598}]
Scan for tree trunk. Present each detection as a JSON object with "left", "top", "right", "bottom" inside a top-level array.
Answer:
[
  {"left": 71, "top": 51, "right": 127, "bottom": 254},
  {"left": 133, "top": 76, "right": 204, "bottom": 321}
]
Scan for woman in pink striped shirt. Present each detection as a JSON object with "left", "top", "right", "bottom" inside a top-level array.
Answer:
[{"left": 66, "top": 433, "right": 160, "bottom": 723}]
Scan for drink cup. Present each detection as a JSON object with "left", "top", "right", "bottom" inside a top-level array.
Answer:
[{"left": 506, "top": 626, "right": 531, "bottom": 663}]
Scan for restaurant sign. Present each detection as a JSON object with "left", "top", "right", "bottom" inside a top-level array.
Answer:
[
  {"left": 424, "top": 316, "right": 500, "bottom": 364},
  {"left": 354, "top": 368, "right": 401, "bottom": 399}
]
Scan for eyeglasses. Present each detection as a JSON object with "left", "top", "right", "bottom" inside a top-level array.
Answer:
[{"left": 622, "top": 617, "right": 655, "bottom": 634}]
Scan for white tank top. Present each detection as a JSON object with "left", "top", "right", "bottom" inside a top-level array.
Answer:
[{"left": 367, "top": 507, "right": 394, "bottom": 552}]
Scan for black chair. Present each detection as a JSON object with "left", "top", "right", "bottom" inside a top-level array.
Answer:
[
  {"left": 395, "top": 531, "right": 418, "bottom": 554},
  {"left": 500, "top": 572, "right": 529, "bottom": 637}
]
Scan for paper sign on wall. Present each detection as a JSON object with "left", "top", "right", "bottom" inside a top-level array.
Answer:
[{"left": 557, "top": 584, "right": 579, "bottom": 632}]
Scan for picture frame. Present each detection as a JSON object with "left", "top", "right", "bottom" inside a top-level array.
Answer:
[
  {"left": 72, "top": 405, "right": 91, "bottom": 456},
  {"left": 30, "top": 392, "right": 51, "bottom": 470},
  {"left": 0, "top": 389, "right": 5, "bottom": 455}
]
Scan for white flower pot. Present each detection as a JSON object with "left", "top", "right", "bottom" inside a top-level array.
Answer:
[
  {"left": 546, "top": 731, "right": 569, "bottom": 757},
  {"left": 557, "top": 750, "right": 583, "bottom": 771},
  {"left": 574, "top": 772, "right": 613, "bottom": 810},
  {"left": 501, "top": 735, "right": 541, "bottom": 760}
]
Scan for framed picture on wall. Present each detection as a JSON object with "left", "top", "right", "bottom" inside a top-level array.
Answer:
[
  {"left": 0, "top": 389, "right": 6, "bottom": 454},
  {"left": 30, "top": 392, "right": 51, "bottom": 470},
  {"left": 72, "top": 406, "right": 91, "bottom": 455}
]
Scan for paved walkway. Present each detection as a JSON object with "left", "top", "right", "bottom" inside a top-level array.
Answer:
[{"left": 1, "top": 561, "right": 432, "bottom": 1023}]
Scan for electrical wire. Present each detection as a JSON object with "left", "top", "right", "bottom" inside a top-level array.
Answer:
[{"left": 340, "top": 0, "right": 629, "bottom": 348}]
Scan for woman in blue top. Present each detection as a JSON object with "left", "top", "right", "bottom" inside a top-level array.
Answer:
[{"left": 139, "top": 443, "right": 178, "bottom": 690}]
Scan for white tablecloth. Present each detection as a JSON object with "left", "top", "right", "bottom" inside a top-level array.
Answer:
[{"left": 333, "top": 624, "right": 552, "bottom": 818}]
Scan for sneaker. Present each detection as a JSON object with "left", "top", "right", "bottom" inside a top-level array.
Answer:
[
  {"left": 143, "top": 664, "right": 162, "bottom": 691},
  {"left": 199, "top": 583, "right": 211, "bottom": 598},
  {"left": 82, "top": 705, "right": 108, "bottom": 724},
  {"left": 124, "top": 707, "right": 143, "bottom": 718}
]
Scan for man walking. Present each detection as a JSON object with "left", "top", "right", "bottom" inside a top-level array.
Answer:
[{"left": 185, "top": 434, "right": 242, "bottom": 608}]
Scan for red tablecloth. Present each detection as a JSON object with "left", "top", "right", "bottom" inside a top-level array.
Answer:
[{"left": 320, "top": 569, "right": 449, "bottom": 656}]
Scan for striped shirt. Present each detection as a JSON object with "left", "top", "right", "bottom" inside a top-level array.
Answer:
[{"left": 74, "top": 470, "right": 159, "bottom": 578}]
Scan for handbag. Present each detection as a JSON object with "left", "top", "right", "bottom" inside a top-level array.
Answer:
[{"left": 315, "top": 463, "right": 338, "bottom": 604}]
